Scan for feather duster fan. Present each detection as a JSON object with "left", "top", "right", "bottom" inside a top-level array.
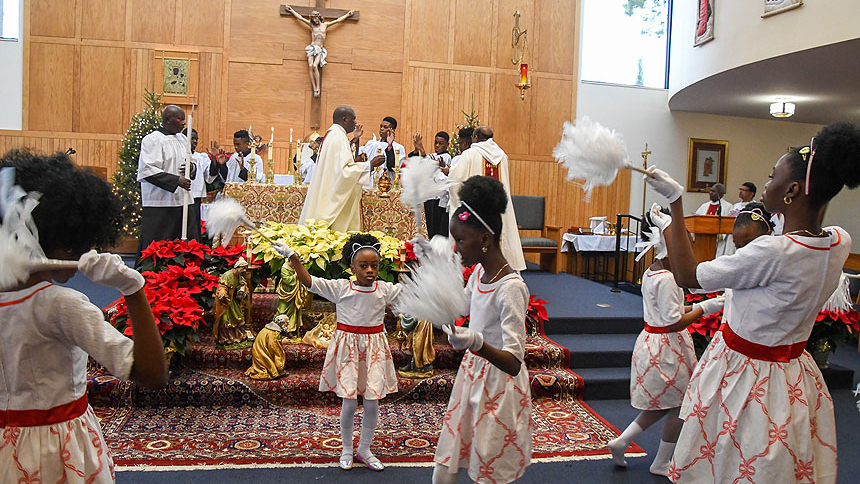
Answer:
[
  {"left": 552, "top": 117, "right": 650, "bottom": 201},
  {"left": 399, "top": 156, "right": 455, "bottom": 234},
  {"left": 206, "top": 197, "right": 276, "bottom": 247},
  {"left": 393, "top": 235, "right": 469, "bottom": 329}
]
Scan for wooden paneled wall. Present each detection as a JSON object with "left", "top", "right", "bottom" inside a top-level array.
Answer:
[{"left": 7, "top": 0, "right": 629, "bottom": 231}]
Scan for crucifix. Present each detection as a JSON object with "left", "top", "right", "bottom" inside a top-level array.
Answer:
[
  {"left": 641, "top": 143, "right": 652, "bottom": 215},
  {"left": 281, "top": 1, "right": 359, "bottom": 128}
]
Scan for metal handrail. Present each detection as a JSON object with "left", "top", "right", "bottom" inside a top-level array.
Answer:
[{"left": 611, "top": 213, "right": 647, "bottom": 292}]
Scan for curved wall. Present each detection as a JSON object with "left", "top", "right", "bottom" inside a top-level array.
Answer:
[{"left": 669, "top": 0, "right": 860, "bottom": 97}]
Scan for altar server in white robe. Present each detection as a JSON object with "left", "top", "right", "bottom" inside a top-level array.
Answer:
[
  {"left": 300, "top": 105, "right": 385, "bottom": 231},
  {"left": 360, "top": 116, "right": 406, "bottom": 187},
  {"left": 136, "top": 105, "right": 194, "bottom": 256},
  {"left": 184, "top": 128, "right": 217, "bottom": 242},
  {"left": 644, "top": 122, "right": 860, "bottom": 484},
  {"left": 693, "top": 183, "right": 733, "bottom": 257},
  {"left": 446, "top": 126, "right": 526, "bottom": 271},
  {"left": 216, "top": 129, "right": 266, "bottom": 184}
]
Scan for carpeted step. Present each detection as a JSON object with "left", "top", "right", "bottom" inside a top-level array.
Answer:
[
  {"left": 575, "top": 367, "right": 631, "bottom": 400},
  {"left": 543, "top": 316, "right": 644, "bottom": 335},
  {"left": 551, "top": 334, "right": 636, "bottom": 369}
]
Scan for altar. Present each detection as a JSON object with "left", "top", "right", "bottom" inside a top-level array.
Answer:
[{"left": 221, "top": 182, "right": 426, "bottom": 240}]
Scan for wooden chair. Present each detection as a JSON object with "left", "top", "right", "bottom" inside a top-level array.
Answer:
[{"left": 511, "top": 195, "right": 562, "bottom": 273}]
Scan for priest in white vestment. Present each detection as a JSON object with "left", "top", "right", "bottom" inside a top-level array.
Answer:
[
  {"left": 446, "top": 126, "right": 526, "bottom": 271},
  {"left": 300, "top": 105, "right": 385, "bottom": 231},
  {"left": 694, "top": 183, "right": 733, "bottom": 257}
]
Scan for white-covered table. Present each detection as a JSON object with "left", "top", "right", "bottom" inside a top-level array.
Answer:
[
  {"left": 561, "top": 233, "right": 642, "bottom": 282},
  {"left": 561, "top": 233, "right": 641, "bottom": 253}
]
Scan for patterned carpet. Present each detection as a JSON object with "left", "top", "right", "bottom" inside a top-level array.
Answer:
[{"left": 90, "top": 303, "right": 642, "bottom": 468}]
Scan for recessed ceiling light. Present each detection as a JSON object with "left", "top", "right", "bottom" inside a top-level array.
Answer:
[{"left": 770, "top": 98, "right": 796, "bottom": 118}]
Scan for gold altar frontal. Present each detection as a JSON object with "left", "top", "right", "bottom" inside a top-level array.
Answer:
[{"left": 223, "top": 182, "right": 427, "bottom": 240}]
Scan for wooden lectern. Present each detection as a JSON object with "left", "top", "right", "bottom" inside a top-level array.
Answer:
[{"left": 684, "top": 215, "right": 735, "bottom": 262}]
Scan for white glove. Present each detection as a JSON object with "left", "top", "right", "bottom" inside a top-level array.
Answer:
[
  {"left": 270, "top": 241, "right": 295, "bottom": 258},
  {"left": 649, "top": 203, "right": 672, "bottom": 232},
  {"left": 442, "top": 325, "right": 484, "bottom": 352},
  {"left": 409, "top": 236, "right": 433, "bottom": 259},
  {"left": 78, "top": 250, "right": 145, "bottom": 296},
  {"left": 694, "top": 296, "right": 725, "bottom": 316},
  {"left": 644, "top": 166, "right": 684, "bottom": 203}
]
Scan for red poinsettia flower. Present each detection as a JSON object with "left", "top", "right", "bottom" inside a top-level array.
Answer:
[
  {"left": 687, "top": 309, "right": 724, "bottom": 338},
  {"left": 403, "top": 241, "right": 417, "bottom": 263},
  {"left": 462, "top": 264, "right": 476, "bottom": 284},
  {"left": 527, "top": 295, "right": 549, "bottom": 324}
]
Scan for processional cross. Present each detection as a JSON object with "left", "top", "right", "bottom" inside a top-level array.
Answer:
[
  {"left": 641, "top": 143, "right": 652, "bottom": 215},
  {"left": 281, "top": 1, "right": 359, "bottom": 127}
]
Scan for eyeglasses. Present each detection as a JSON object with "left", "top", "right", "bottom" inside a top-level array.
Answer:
[{"left": 738, "top": 187, "right": 752, "bottom": 192}]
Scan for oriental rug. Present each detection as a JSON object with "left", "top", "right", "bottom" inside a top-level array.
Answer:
[{"left": 89, "top": 313, "right": 643, "bottom": 468}]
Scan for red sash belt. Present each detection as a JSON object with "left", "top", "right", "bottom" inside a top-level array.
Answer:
[
  {"left": 336, "top": 322, "right": 384, "bottom": 334},
  {"left": 643, "top": 322, "right": 677, "bottom": 334},
  {"left": 1, "top": 394, "right": 88, "bottom": 428},
  {"left": 720, "top": 323, "right": 806, "bottom": 362}
]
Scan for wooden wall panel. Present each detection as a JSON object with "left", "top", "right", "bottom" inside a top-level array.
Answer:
[
  {"left": 226, "top": 60, "right": 311, "bottom": 137},
  {"left": 131, "top": 0, "right": 177, "bottom": 44},
  {"left": 530, "top": 76, "right": 572, "bottom": 155},
  {"left": 30, "top": 0, "right": 75, "bottom": 38},
  {"left": 452, "top": 0, "right": 494, "bottom": 67},
  {"left": 534, "top": 0, "right": 576, "bottom": 75},
  {"left": 77, "top": 46, "right": 126, "bottom": 134},
  {"left": 181, "top": 0, "right": 225, "bottom": 47},
  {"left": 28, "top": 43, "right": 75, "bottom": 132},
  {"left": 490, "top": 72, "right": 531, "bottom": 156},
  {"left": 81, "top": 0, "right": 126, "bottom": 41},
  {"left": 407, "top": 0, "right": 451, "bottom": 63},
  {"left": 0, "top": 131, "right": 123, "bottom": 178},
  {"left": 127, "top": 49, "right": 156, "bottom": 116}
]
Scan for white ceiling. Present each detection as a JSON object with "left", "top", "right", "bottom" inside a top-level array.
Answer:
[{"left": 668, "top": 38, "right": 860, "bottom": 125}]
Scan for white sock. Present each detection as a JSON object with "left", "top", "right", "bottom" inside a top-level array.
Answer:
[
  {"left": 432, "top": 463, "right": 460, "bottom": 484},
  {"left": 340, "top": 398, "right": 358, "bottom": 456},
  {"left": 607, "top": 421, "right": 643, "bottom": 467},
  {"left": 649, "top": 440, "right": 676, "bottom": 476},
  {"left": 357, "top": 399, "right": 379, "bottom": 460}
]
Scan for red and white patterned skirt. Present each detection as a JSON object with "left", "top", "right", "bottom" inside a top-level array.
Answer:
[
  {"left": 318, "top": 326, "right": 398, "bottom": 400},
  {"left": 670, "top": 330, "right": 837, "bottom": 484},
  {"left": 434, "top": 351, "right": 532, "bottom": 484},
  {"left": 1, "top": 406, "right": 116, "bottom": 484},
  {"left": 630, "top": 327, "right": 697, "bottom": 410}
]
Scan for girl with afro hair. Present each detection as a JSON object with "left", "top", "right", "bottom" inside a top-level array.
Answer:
[
  {"left": 645, "top": 122, "right": 860, "bottom": 484},
  {"left": 432, "top": 175, "right": 532, "bottom": 484},
  {"left": 272, "top": 232, "right": 399, "bottom": 472},
  {"left": 0, "top": 149, "right": 167, "bottom": 483}
]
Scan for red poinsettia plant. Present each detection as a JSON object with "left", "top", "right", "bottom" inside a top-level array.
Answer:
[
  {"left": 107, "top": 239, "right": 252, "bottom": 355},
  {"left": 453, "top": 263, "right": 549, "bottom": 334},
  {"left": 684, "top": 291, "right": 725, "bottom": 357}
]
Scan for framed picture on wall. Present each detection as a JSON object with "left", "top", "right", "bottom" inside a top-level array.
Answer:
[
  {"left": 763, "top": 0, "right": 803, "bottom": 18},
  {"left": 693, "top": 0, "right": 715, "bottom": 47},
  {"left": 687, "top": 138, "right": 728, "bottom": 192}
]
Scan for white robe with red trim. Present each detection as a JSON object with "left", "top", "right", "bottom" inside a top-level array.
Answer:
[
  {"left": 0, "top": 283, "right": 134, "bottom": 484},
  {"left": 669, "top": 228, "right": 850, "bottom": 484},
  {"left": 630, "top": 268, "right": 697, "bottom": 410},
  {"left": 311, "top": 277, "right": 400, "bottom": 400},
  {"left": 435, "top": 265, "right": 532, "bottom": 484}
]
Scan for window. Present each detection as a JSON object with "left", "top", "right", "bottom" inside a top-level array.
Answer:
[
  {"left": 580, "top": 0, "right": 671, "bottom": 89},
  {"left": 1, "top": 0, "right": 20, "bottom": 40}
]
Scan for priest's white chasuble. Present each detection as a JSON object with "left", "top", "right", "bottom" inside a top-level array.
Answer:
[
  {"left": 447, "top": 139, "right": 527, "bottom": 271},
  {"left": 299, "top": 124, "right": 371, "bottom": 232}
]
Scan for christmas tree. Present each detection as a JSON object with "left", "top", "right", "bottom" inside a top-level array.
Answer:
[
  {"left": 112, "top": 90, "right": 162, "bottom": 236},
  {"left": 448, "top": 106, "right": 480, "bottom": 157}
]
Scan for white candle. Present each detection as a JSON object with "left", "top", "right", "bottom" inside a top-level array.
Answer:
[
  {"left": 268, "top": 127, "right": 274, "bottom": 163},
  {"left": 290, "top": 128, "right": 293, "bottom": 143}
]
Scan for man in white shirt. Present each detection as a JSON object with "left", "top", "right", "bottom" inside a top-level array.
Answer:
[
  {"left": 360, "top": 116, "right": 406, "bottom": 186},
  {"left": 183, "top": 128, "right": 219, "bottom": 242},
  {"left": 728, "top": 182, "right": 756, "bottom": 216},
  {"left": 410, "top": 130, "right": 453, "bottom": 236},
  {"left": 136, "top": 105, "right": 194, "bottom": 256},
  {"left": 211, "top": 130, "right": 266, "bottom": 184},
  {"left": 299, "top": 136, "right": 322, "bottom": 184}
]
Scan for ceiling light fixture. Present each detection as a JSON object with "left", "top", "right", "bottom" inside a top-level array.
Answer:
[{"left": 770, "top": 98, "right": 796, "bottom": 118}]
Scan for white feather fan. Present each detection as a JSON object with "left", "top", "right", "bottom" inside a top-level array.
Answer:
[
  {"left": 393, "top": 235, "right": 469, "bottom": 329},
  {"left": 0, "top": 168, "right": 47, "bottom": 289},
  {"left": 822, "top": 273, "right": 853, "bottom": 314},
  {"left": 552, "top": 117, "right": 631, "bottom": 201},
  {"left": 206, "top": 197, "right": 252, "bottom": 246},
  {"left": 399, "top": 156, "right": 456, "bottom": 234}
]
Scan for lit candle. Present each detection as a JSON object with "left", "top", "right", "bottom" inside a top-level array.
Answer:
[
  {"left": 290, "top": 128, "right": 293, "bottom": 143},
  {"left": 519, "top": 63, "right": 528, "bottom": 84}
]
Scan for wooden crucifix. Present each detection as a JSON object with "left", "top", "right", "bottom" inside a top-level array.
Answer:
[{"left": 281, "top": 1, "right": 359, "bottom": 128}]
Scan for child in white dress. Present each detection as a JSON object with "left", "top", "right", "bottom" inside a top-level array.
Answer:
[
  {"left": 645, "top": 122, "right": 860, "bottom": 483},
  {"left": 273, "top": 232, "right": 399, "bottom": 472},
  {"left": 0, "top": 150, "right": 167, "bottom": 484},
  {"left": 608, "top": 206, "right": 724, "bottom": 476},
  {"left": 431, "top": 176, "right": 531, "bottom": 484}
]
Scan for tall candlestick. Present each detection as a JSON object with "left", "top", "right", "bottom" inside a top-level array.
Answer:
[
  {"left": 181, "top": 113, "right": 193, "bottom": 240},
  {"left": 267, "top": 127, "right": 275, "bottom": 184}
]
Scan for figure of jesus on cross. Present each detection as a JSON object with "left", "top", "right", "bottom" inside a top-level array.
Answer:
[{"left": 283, "top": 5, "right": 354, "bottom": 98}]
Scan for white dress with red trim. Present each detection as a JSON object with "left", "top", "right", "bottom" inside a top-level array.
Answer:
[
  {"left": 630, "top": 269, "right": 697, "bottom": 410},
  {"left": 670, "top": 228, "right": 850, "bottom": 484},
  {"left": 0, "top": 282, "right": 135, "bottom": 484},
  {"left": 435, "top": 265, "right": 532, "bottom": 484},
  {"left": 312, "top": 277, "right": 400, "bottom": 400}
]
